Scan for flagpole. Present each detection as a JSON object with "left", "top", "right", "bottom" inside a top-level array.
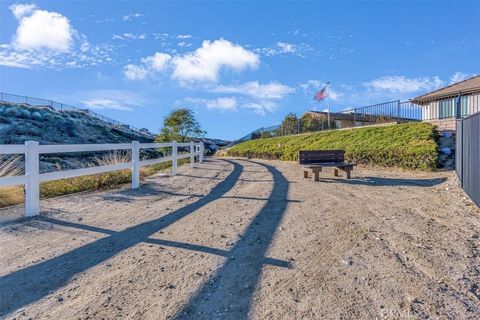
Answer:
[{"left": 327, "top": 82, "right": 331, "bottom": 130}]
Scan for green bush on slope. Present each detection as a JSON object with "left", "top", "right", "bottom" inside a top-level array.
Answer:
[{"left": 227, "top": 123, "right": 439, "bottom": 170}]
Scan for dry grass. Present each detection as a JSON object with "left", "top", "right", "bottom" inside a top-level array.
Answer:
[
  {"left": 0, "top": 152, "right": 187, "bottom": 209},
  {"left": 0, "top": 155, "right": 24, "bottom": 207}
]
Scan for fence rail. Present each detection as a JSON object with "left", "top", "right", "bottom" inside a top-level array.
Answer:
[
  {"left": 456, "top": 112, "right": 480, "bottom": 207},
  {"left": 0, "top": 141, "right": 205, "bottom": 217},
  {"left": 244, "top": 100, "right": 422, "bottom": 140},
  {"left": 0, "top": 92, "right": 154, "bottom": 138},
  {"left": 237, "top": 91, "right": 480, "bottom": 143}
]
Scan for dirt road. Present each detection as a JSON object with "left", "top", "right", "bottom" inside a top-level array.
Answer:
[{"left": 0, "top": 158, "right": 479, "bottom": 319}]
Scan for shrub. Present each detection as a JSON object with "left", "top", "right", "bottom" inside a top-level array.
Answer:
[
  {"left": 17, "top": 109, "right": 31, "bottom": 119},
  {"left": 227, "top": 122, "right": 439, "bottom": 170},
  {"left": 31, "top": 111, "right": 42, "bottom": 120}
]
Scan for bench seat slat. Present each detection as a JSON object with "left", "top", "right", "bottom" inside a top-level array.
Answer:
[{"left": 301, "top": 162, "right": 356, "bottom": 168}]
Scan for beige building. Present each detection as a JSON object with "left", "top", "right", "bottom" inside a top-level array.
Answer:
[
  {"left": 411, "top": 75, "right": 480, "bottom": 131},
  {"left": 303, "top": 110, "right": 398, "bottom": 129}
]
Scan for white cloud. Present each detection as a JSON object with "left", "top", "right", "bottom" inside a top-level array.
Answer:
[
  {"left": 450, "top": 72, "right": 472, "bottom": 84},
  {"left": 177, "top": 34, "right": 192, "bottom": 39},
  {"left": 123, "top": 64, "right": 149, "bottom": 80},
  {"left": 142, "top": 52, "right": 171, "bottom": 71},
  {"left": 171, "top": 39, "right": 259, "bottom": 82},
  {"left": 124, "top": 38, "right": 259, "bottom": 83},
  {"left": 123, "top": 52, "right": 171, "bottom": 80},
  {"left": 177, "top": 41, "right": 192, "bottom": 48},
  {"left": 112, "top": 33, "right": 146, "bottom": 40},
  {"left": 81, "top": 99, "right": 133, "bottom": 111},
  {"left": 185, "top": 96, "right": 276, "bottom": 116},
  {"left": 12, "top": 6, "right": 74, "bottom": 51},
  {"left": 186, "top": 97, "right": 238, "bottom": 111},
  {"left": 9, "top": 3, "right": 36, "bottom": 19},
  {"left": 364, "top": 76, "right": 445, "bottom": 93},
  {"left": 255, "top": 41, "right": 311, "bottom": 57},
  {"left": 0, "top": 4, "right": 114, "bottom": 69},
  {"left": 78, "top": 89, "right": 147, "bottom": 111},
  {"left": 276, "top": 42, "right": 296, "bottom": 53},
  {"left": 208, "top": 97, "right": 237, "bottom": 110},
  {"left": 242, "top": 101, "right": 277, "bottom": 116},
  {"left": 213, "top": 81, "right": 294, "bottom": 99},
  {"left": 122, "top": 13, "right": 142, "bottom": 21}
]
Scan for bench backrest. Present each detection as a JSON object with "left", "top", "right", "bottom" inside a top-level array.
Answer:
[{"left": 298, "top": 150, "right": 345, "bottom": 164}]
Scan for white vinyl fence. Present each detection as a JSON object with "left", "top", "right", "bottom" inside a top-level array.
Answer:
[{"left": 0, "top": 141, "right": 204, "bottom": 217}]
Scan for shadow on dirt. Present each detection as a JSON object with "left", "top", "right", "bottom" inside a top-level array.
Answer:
[
  {"left": 174, "top": 159, "right": 291, "bottom": 320},
  {"left": 318, "top": 176, "right": 447, "bottom": 187},
  {"left": 0, "top": 159, "right": 244, "bottom": 317}
]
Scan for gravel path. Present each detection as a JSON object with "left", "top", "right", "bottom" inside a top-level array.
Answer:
[{"left": 0, "top": 158, "right": 479, "bottom": 320}]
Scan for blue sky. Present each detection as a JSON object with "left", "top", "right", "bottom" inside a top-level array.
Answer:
[{"left": 0, "top": 1, "right": 479, "bottom": 140}]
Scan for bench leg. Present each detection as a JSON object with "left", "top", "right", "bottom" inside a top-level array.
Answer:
[
  {"left": 303, "top": 170, "right": 308, "bottom": 178},
  {"left": 345, "top": 168, "right": 351, "bottom": 179},
  {"left": 334, "top": 169, "right": 339, "bottom": 177},
  {"left": 313, "top": 171, "right": 319, "bottom": 181}
]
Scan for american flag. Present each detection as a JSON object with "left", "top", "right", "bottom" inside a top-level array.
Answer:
[{"left": 313, "top": 83, "right": 329, "bottom": 102}]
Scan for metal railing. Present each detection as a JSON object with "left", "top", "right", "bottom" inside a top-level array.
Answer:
[
  {"left": 0, "top": 141, "right": 205, "bottom": 217},
  {"left": 239, "top": 91, "right": 480, "bottom": 141},
  {"left": 0, "top": 92, "right": 155, "bottom": 138},
  {"left": 244, "top": 100, "right": 422, "bottom": 139},
  {"left": 456, "top": 112, "right": 480, "bottom": 207}
]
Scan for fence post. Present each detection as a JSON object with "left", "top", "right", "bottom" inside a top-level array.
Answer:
[
  {"left": 460, "top": 118, "right": 464, "bottom": 187},
  {"left": 190, "top": 141, "right": 195, "bottom": 167},
  {"left": 200, "top": 142, "right": 204, "bottom": 163},
  {"left": 353, "top": 109, "right": 357, "bottom": 127},
  {"left": 172, "top": 141, "right": 177, "bottom": 175},
  {"left": 25, "top": 141, "right": 40, "bottom": 217},
  {"left": 397, "top": 100, "right": 401, "bottom": 122},
  {"left": 131, "top": 141, "right": 140, "bottom": 189},
  {"left": 455, "top": 91, "right": 462, "bottom": 118}
]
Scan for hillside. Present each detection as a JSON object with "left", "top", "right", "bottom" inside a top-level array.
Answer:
[
  {"left": 227, "top": 122, "right": 439, "bottom": 170},
  {"left": 0, "top": 102, "right": 153, "bottom": 145},
  {"left": 0, "top": 102, "right": 155, "bottom": 172}
]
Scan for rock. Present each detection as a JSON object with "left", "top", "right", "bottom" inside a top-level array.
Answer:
[{"left": 342, "top": 257, "right": 353, "bottom": 266}]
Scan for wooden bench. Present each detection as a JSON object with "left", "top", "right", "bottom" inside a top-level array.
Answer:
[{"left": 298, "top": 150, "right": 356, "bottom": 180}]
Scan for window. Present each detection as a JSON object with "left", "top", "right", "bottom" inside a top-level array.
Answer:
[
  {"left": 453, "top": 96, "right": 470, "bottom": 116},
  {"left": 460, "top": 96, "right": 469, "bottom": 116},
  {"left": 438, "top": 99, "right": 453, "bottom": 119}
]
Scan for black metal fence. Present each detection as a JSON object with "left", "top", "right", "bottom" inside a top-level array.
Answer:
[
  {"left": 247, "top": 100, "right": 422, "bottom": 139},
  {"left": 456, "top": 111, "right": 480, "bottom": 207},
  {"left": 0, "top": 92, "right": 154, "bottom": 138}
]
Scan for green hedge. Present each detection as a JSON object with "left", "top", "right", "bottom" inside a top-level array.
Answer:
[{"left": 227, "top": 123, "right": 439, "bottom": 170}]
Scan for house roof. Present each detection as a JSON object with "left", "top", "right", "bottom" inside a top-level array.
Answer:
[
  {"left": 411, "top": 75, "right": 480, "bottom": 105},
  {"left": 305, "top": 110, "right": 354, "bottom": 121}
]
